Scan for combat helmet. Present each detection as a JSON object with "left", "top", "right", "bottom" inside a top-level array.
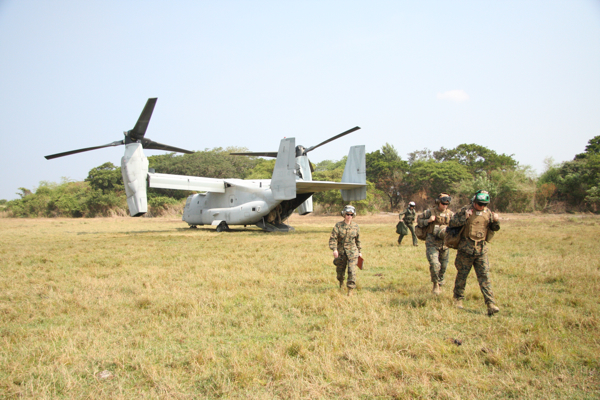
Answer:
[
  {"left": 472, "top": 190, "right": 490, "bottom": 205},
  {"left": 341, "top": 205, "right": 356, "bottom": 216},
  {"left": 408, "top": 201, "right": 416, "bottom": 207}
]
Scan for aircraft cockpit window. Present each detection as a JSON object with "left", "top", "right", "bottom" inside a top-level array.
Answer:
[{"left": 252, "top": 207, "right": 256, "bottom": 212}]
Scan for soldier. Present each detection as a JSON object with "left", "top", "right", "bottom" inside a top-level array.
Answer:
[
  {"left": 398, "top": 201, "right": 418, "bottom": 246},
  {"left": 449, "top": 190, "right": 501, "bottom": 316},
  {"left": 329, "top": 205, "right": 362, "bottom": 296},
  {"left": 417, "top": 193, "right": 454, "bottom": 295}
]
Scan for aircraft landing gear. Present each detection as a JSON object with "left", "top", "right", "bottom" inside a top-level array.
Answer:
[
  {"left": 189, "top": 225, "right": 197, "bottom": 229},
  {"left": 216, "top": 221, "right": 230, "bottom": 232}
]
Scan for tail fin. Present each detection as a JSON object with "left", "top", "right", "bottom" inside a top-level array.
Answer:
[
  {"left": 271, "top": 138, "right": 297, "bottom": 200},
  {"left": 341, "top": 145, "right": 366, "bottom": 201}
]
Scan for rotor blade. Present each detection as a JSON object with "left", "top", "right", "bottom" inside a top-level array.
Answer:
[
  {"left": 230, "top": 152, "right": 279, "bottom": 158},
  {"left": 141, "top": 138, "right": 194, "bottom": 154},
  {"left": 130, "top": 98, "right": 157, "bottom": 141},
  {"left": 304, "top": 126, "right": 361, "bottom": 154},
  {"left": 45, "top": 141, "right": 124, "bottom": 160}
]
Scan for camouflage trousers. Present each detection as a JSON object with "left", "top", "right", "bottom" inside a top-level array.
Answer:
[
  {"left": 334, "top": 251, "right": 357, "bottom": 289},
  {"left": 426, "top": 244, "right": 449, "bottom": 284},
  {"left": 398, "top": 224, "right": 418, "bottom": 246},
  {"left": 453, "top": 251, "right": 495, "bottom": 305}
]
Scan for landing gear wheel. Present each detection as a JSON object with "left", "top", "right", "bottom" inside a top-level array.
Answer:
[
  {"left": 216, "top": 221, "right": 230, "bottom": 232},
  {"left": 189, "top": 225, "right": 197, "bottom": 229}
]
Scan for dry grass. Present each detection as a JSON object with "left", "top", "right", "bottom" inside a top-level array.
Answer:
[{"left": 1, "top": 213, "right": 599, "bottom": 399}]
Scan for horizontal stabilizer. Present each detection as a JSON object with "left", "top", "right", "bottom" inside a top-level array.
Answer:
[
  {"left": 148, "top": 173, "right": 225, "bottom": 192},
  {"left": 296, "top": 181, "right": 366, "bottom": 194}
]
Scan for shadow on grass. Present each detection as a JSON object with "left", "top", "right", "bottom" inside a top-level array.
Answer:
[
  {"left": 173, "top": 226, "right": 328, "bottom": 235},
  {"left": 77, "top": 229, "right": 174, "bottom": 235}
]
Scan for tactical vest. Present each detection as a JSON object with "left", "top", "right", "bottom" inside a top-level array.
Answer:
[
  {"left": 427, "top": 208, "right": 452, "bottom": 233},
  {"left": 402, "top": 208, "right": 416, "bottom": 224},
  {"left": 465, "top": 208, "right": 491, "bottom": 242}
]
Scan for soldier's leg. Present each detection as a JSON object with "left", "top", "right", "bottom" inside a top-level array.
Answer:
[
  {"left": 426, "top": 244, "right": 441, "bottom": 283},
  {"left": 408, "top": 224, "right": 418, "bottom": 246},
  {"left": 438, "top": 247, "right": 450, "bottom": 285},
  {"left": 453, "top": 251, "right": 474, "bottom": 301},
  {"left": 334, "top": 253, "right": 348, "bottom": 286},
  {"left": 473, "top": 253, "right": 496, "bottom": 305},
  {"left": 398, "top": 234, "right": 404, "bottom": 244},
  {"left": 346, "top": 255, "right": 358, "bottom": 289}
]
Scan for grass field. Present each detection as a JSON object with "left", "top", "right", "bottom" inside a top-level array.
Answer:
[{"left": 1, "top": 213, "right": 599, "bottom": 399}]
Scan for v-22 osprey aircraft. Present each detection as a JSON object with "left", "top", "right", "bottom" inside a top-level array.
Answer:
[{"left": 45, "top": 98, "right": 367, "bottom": 232}]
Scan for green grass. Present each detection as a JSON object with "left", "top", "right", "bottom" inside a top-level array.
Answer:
[{"left": 1, "top": 214, "right": 599, "bottom": 399}]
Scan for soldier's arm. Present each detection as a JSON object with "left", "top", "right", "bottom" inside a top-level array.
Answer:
[
  {"left": 489, "top": 218, "right": 501, "bottom": 232},
  {"left": 355, "top": 226, "right": 361, "bottom": 253},
  {"left": 398, "top": 210, "right": 406, "bottom": 219},
  {"left": 417, "top": 209, "right": 430, "bottom": 227},
  {"left": 329, "top": 225, "right": 339, "bottom": 250},
  {"left": 449, "top": 207, "right": 468, "bottom": 228}
]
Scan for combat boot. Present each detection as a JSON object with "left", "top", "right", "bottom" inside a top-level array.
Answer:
[
  {"left": 487, "top": 303, "right": 499, "bottom": 316},
  {"left": 432, "top": 283, "right": 441, "bottom": 295},
  {"left": 455, "top": 299, "right": 463, "bottom": 309},
  {"left": 347, "top": 288, "right": 354, "bottom": 297}
]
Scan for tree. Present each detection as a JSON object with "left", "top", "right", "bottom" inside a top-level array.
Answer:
[
  {"left": 314, "top": 158, "right": 347, "bottom": 172},
  {"left": 245, "top": 159, "right": 276, "bottom": 179},
  {"left": 16, "top": 188, "right": 32, "bottom": 198},
  {"left": 575, "top": 135, "right": 600, "bottom": 159},
  {"left": 433, "top": 144, "right": 518, "bottom": 175},
  {"left": 409, "top": 160, "right": 471, "bottom": 199},
  {"left": 407, "top": 148, "right": 434, "bottom": 165},
  {"left": 366, "top": 145, "right": 410, "bottom": 210},
  {"left": 85, "top": 162, "right": 123, "bottom": 194}
]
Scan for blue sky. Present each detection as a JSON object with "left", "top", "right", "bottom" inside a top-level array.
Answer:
[{"left": 1, "top": 1, "right": 599, "bottom": 200}]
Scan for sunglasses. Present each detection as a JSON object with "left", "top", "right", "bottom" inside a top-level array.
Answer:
[
  {"left": 346, "top": 213, "right": 354, "bottom": 216},
  {"left": 441, "top": 202, "right": 449, "bottom": 206},
  {"left": 475, "top": 202, "right": 487, "bottom": 207}
]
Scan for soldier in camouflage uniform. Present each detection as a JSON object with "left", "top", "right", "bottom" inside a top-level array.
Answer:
[
  {"left": 449, "top": 190, "right": 501, "bottom": 316},
  {"left": 398, "top": 201, "right": 418, "bottom": 246},
  {"left": 329, "top": 205, "right": 362, "bottom": 296},
  {"left": 417, "top": 193, "right": 454, "bottom": 295}
]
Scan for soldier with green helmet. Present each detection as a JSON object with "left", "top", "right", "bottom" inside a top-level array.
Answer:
[
  {"left": 417, "top": 193, "right": 455, "bottom": 295},
  {"left": 329, "top": 205, "right": 362, "bottom": 296},
  {"left": 398, "top": 201, "right": 418, "bottom": 246},
  {"left": 449, "top": 190, "right": 501, "bottom": 316}
]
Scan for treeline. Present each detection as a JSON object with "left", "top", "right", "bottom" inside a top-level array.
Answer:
[{"left": 3, "top": 137, "right": 599, "bottom": 217}]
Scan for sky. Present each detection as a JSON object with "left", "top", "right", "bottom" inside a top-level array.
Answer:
[{"left": 1, "top": 0, "right": 599, "bottom": 201}]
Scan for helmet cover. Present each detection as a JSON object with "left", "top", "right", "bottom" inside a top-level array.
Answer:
[
  {"left": 341, "top": 205, "right": 356, "bottom": 216},
  {"left": 474, "top": 190, "right": 490, "bottom": 204}
]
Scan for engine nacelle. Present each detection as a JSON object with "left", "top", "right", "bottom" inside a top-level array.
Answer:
[{"left": 121, "top": 143, "right": 148, "bottom": 216}]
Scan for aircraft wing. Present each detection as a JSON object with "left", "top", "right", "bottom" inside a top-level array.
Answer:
[
  {"left": 148, "top": 172, "right": 226, "bottom": 193},
  {"left": 296, "top": 181, "right": 366, "bottom": 194}
]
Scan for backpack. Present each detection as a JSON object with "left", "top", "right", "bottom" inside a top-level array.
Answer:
[
  {"left": 396, "top": 221, "right": 409, "bottom": 235},
  {"left": 444, "top": 226, "right": 464, "bottom": 249},
  {"left": 414, "top": 210, "right": 429, "bottom": 241}
]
